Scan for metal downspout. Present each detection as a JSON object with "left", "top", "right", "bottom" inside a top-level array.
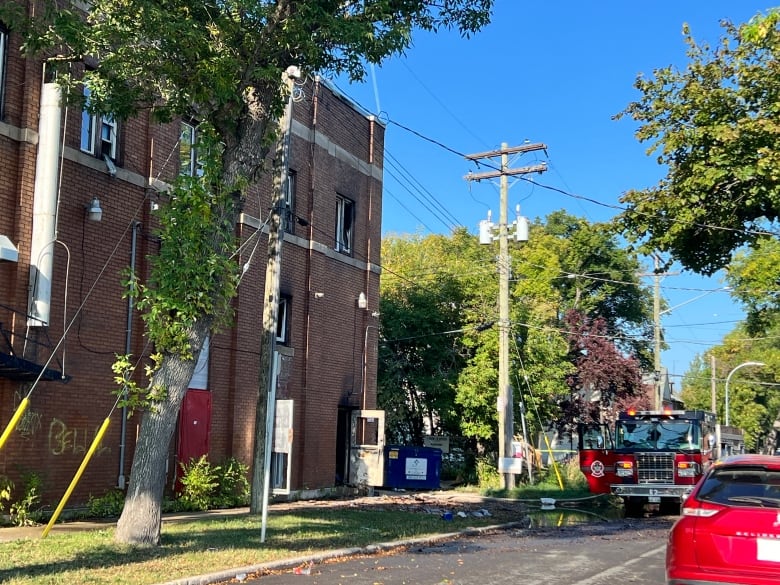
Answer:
[{"left": 118, "top": 221, "right": 140, "bottom": 489}]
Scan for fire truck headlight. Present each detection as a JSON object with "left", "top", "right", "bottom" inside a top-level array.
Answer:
[
  {"left": 676, "top": 461, "right": 699, "bottom": 477},
  {"left": 615, "top": 461, "right": 633, "bottom": 477}
]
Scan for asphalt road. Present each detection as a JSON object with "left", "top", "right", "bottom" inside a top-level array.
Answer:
[{"left": 238, "top": 516, "right": 673, "bottom": 584}]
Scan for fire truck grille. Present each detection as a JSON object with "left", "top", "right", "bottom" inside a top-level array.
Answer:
[{"left": 636, "top": 452, "right": 674, "bottom": 483}]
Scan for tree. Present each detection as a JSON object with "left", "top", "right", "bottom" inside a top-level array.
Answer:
[
  {"left": 722, "top": 241, "right": 780, "bottom": 452},
  {"left": 615, "top": 10, "right": 780, "bottom": 275},
  {"left": 538, "top": 213, "right": 654, "bottom": 430},
  {"left": 561, "top": 310, "right": 647, "bottom": 426},
  {"left": 378, "top": 232, "right": 473, "bottom": 444},
  {"left": 504, "top": 226, "right": 571, "bottom": 439},
  {"left": 544, "top": 211, "right": 654, "bottom": 369},
  {"left": 377, "top": 214, "right": 655, "bottom": 459},
  {"left": 728, "top": 238, "right": 780, "bottom": 335},
  {"left": 5, "top": 0, "right": 495, "bottom": 546},
  {"left": 680, "top": 331, "right": 778, "bottom": 452}
]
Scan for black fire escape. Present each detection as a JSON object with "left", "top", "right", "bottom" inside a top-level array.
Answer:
[{"left": 0, "top": 304, "right": 70, "bottom": 383}]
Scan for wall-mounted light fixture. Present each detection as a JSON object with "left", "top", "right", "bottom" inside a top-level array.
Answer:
[
  {"left": 86, "top": 196, "right": 103, "bottom": 222},
  {"left": 314, "top": 292, "right": 325, "bottom": 299},
  {"left": 358, "top": 292, "right": 367, "bottom": 309}
]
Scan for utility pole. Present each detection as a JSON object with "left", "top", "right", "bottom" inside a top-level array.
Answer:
[
  {"left": 653, "top": 254, "right": 662, "bottom": 410},
  {"left": 636, "top": 256, "right": 678, "bottom": 410},
  {"left": 465, "top": 142, "right": 546, "bottom": 491},
  {"left": 711, "top": 354, "right": 720, "bottom": 459},
  {"left": 251, "top": 66, "right": 300, "bottom": 540}
]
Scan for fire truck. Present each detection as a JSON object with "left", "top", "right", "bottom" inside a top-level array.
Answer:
[{"left": 578, "top": 409, "right": 717, "bottom": 516}]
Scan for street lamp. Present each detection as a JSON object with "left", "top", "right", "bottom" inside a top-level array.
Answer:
[{"left": 725, "top": 361, "right": 764, "bottom": 426}]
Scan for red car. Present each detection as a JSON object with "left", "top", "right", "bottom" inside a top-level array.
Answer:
[{"left": 667, "top": 454, "right": 780, "bottom": 585}]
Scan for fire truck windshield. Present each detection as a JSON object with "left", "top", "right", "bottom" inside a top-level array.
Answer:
[{"left": 615, "top": 419, "right": 699, "bottom": 451}]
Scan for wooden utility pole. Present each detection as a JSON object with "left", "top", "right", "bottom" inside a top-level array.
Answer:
[
  {"left": 251, "top": 66, "right": 300, "bottom": 540},
  {"left": 712, "top": 354, "right": 720, "bottom": 459},
  {"left": 653, "top": 254, "right": 662, "bottom": 409},
  {"left": 465, "top": 142, "right": 546, "bottom": 491},
  {"left": 710, "top": 354, "right": 717, "bottom": 415}
]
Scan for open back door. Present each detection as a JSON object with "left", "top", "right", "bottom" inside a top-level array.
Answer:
[
  {"left": 348, "top": 409, "right": 385, "bottom": 487},
  {"left": 578, "top": 422, "right": 617, "bottom": 494}
]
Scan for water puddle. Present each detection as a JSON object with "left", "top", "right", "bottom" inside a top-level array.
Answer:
[{"left": 526, "top": 506, "right": 623, "bottom": 527}]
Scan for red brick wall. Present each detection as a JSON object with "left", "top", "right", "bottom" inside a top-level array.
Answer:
[{"left": 0, "top": 16, "right": 384, "bottom": 506}]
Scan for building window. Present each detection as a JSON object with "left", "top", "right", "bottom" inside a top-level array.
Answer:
[
  {"left": 180, "top": 121, "right": 204, "bottom": 177},
  {"left": 80, "top": 86, "right": 118, "bottom": 160},
  {"left": 282, "top": 170, "right": 296, "bottom": 234},
  {"left": 335, "top": 195, "right": 354, "bottom": 254},
  {"left": 276, "top": 297, "right": 289, "bottom": 344},
  {"left": 0, "top": 25, "right": 7, "bottom": 118}
]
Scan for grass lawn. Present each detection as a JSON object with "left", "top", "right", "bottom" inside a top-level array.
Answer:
[{"left": 0, "top": 506, "right": 508, "bottom": 585}]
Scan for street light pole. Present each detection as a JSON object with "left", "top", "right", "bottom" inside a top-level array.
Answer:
[{"left": 724, "top": 361, "right": 764, "bottom": 427}]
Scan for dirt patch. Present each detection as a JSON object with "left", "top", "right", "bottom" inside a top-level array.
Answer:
[{"left": 271, "top": 490, "right": 535, "bottom": 525}]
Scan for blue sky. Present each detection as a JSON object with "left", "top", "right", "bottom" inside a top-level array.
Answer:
[{"left": 333, "top": 1, "right": 773, "bottom": 386}]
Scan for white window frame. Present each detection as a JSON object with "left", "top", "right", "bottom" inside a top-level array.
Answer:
[
  {"left": 180, "top": 121, "right": 204, "bottom": 177},
  {"left": 335, "top": 195, "right": 354, "bottom": 255},
  {"left": 100, "top": 114, "right": 117, "bottom": 159},
  {"left": 276, "top": 297, "right": 289, "bottom": 344},
  {"left": 80, "top": 86, "right": 118, "bottom": 160}
]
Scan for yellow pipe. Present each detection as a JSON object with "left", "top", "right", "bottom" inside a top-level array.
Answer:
[
  {"left": 0, "top": 397, "right": 29, "bottom": 451},
  {"left": 541, "top": 432, "right": 565, "bottom": 490},
  {"left": 42, "top": 416, "right": 111, "bottom": 538}
]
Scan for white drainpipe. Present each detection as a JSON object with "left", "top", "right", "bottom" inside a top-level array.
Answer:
[{"left": 28, "top": 82, "right": 62, "bottom": 326}]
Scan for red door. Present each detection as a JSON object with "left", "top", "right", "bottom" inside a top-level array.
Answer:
[{"left": 176, "top": 389, "right": 212, "bottom": 487}]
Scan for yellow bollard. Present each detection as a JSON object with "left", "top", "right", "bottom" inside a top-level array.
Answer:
[
  {"left": 0, "top": 397, "right": 29, "bottom": 451},
  {"left": 42, "top": 417, "right": 111, "bottom": 538}
]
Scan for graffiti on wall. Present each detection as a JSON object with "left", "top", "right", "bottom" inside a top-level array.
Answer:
[
  {"left": 9, "top": 392, "right": 111, "bottom": 456},
  {"left": 48, "top": 418, "right": 111, "bottom": 457},
  {"left": 13, "top": 391, "right": 43, "bottom": 440},
  {"left": 16, "top": 409, "right": 43, "bottom": 439}
]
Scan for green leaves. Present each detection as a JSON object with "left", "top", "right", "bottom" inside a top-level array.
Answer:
[
  {"left": 136, "top": 174, "right": 239, "bottom": 358},
  {"left": 616, "top": 11, "right": 780, "bottom": 275},
  {"left": 379, "top": 215, "right": 653, "bottom": 448}
]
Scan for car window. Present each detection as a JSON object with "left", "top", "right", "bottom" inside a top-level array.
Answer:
[{"left": 698, "top": 467, "right": 780, "bottom": 508}]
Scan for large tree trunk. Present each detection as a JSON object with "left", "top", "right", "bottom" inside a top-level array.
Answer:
[
  {"left": 114, "top": 79, "right": 279, "bottom": 546},
  {"left": 115, "top": 318, "right": 210, "bottom": 546}
]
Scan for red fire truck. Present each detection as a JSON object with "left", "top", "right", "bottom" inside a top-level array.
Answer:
[{"left": 578, "top": 409, "right": 718, "bottom": 516}]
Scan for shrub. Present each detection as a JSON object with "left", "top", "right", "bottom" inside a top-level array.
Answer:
[
  {"left": 177, "top": 455, "right": 251, "bottom": 511},
  {"left": 475, "top": 456, "right": 502, "bottom": 490},
  {"left": 214, "top": 457, "right": 250, "bottom": 508},
  {"left": 0, "top": 475, "right": 13, "bottom": 524},
  {"left": 87, "top": 489, "right": 126, "bottom": 518},
  {"left": 177, "top": 456, "right": 219, "bottom": 511},
  {"left": 9, "top": 472, "right": 42, "bottom": 526}
]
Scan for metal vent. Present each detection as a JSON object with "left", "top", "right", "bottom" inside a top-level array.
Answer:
[{"left": 636, "top": 452, "right": 674, "bottom": 484}]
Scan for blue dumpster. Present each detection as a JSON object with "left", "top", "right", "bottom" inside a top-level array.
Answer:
[{"left": 384, "top": 445, "right": 442, "bottom": 489}]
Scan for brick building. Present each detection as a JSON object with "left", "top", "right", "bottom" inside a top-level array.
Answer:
[{"left": 0, "top": 18, "right": 384, "bottom": 508}]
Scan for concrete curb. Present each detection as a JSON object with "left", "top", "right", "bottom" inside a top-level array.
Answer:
[{"left": 155, "top": 521, "right": 524, "bottom": 585}]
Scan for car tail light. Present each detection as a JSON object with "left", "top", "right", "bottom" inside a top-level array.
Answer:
[
  {"left": 682, "top": 497, "right": 724, "bottom": 518},
  {"left": 615, "top": 460, "right": 633, "bottom": 477},
  {"left": 676, "top": 461, "right": 699, "bottom": 477}
]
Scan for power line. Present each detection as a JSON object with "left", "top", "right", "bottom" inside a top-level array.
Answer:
[{"left": 333, "top": 79, "right": 780, "bottom": 241}]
